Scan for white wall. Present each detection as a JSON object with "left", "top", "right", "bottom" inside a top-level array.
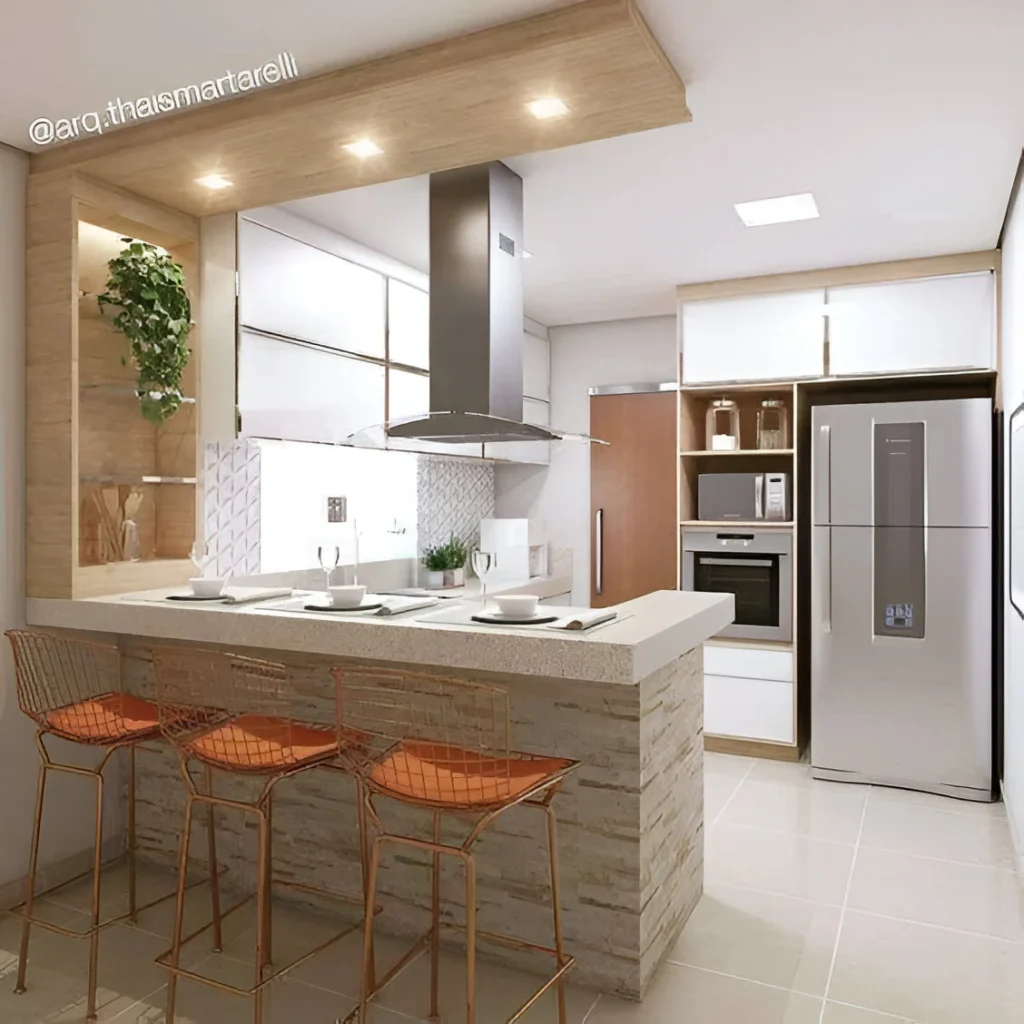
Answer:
[
  {"left": 495, "top": 315, "right": 677, "bottom": 605},
  {"left": 1001, "top": 172, "right": 1024, "bottom": 871},
  {"left": 0, "top": 144, "right": 33, "bottom": 888}
]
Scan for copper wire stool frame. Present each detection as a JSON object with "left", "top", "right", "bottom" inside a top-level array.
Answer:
[
  {"left": 4, "top": 630, "right": 219, "bottom": 1023},
  {"left": 151, "top": 648, "right": 373, "bottom": 1024},
  {"left": 334, "top": 666, "right": 581, "bottom": 1024}
]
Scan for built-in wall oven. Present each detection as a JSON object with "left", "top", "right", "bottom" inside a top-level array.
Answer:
[{"left": 682, "top": 530, "right": 793, "bottom": 642}]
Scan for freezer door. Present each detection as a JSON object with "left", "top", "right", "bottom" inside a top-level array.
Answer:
[
  {"left": 811, "top": 524, "right": 992, "bottom": 793},
  {"left": 811, "top": 398, "right": 991, "bottom": 527}
]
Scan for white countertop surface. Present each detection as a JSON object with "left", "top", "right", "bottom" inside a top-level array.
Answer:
[{"left": 25, "top": 587, "right": 734, "bottom": 686}]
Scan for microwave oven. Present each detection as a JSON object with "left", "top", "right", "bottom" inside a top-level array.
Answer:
[{"left": 697, "top": 472, "right": 790, "bottom": 522}]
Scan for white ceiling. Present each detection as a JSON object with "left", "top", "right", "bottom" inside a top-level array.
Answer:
[{"left": 5, "top": 1, "right": 1024, "bottom": 325}]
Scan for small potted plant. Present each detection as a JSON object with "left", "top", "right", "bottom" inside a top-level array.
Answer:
[{"left": 422, "top": 533, "right": 468, "bottom": 589}]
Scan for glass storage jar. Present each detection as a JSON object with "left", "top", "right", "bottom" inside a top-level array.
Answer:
[
  {"left": 757, "top": 398, "right": 789, "bottom": 450},
  {"left": 706, "top": 398, "right": 741, "bottom": 451}
]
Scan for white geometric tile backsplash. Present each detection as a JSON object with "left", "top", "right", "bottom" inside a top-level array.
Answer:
[
  {"left": 416, "top": 456, "right": 495, "bottom": 554},
  {"left": 203, "top": 440, "right": 261, "bottom": 577},
  {"left": 203, "top": 442, "right": 496, "bottom": 578}
]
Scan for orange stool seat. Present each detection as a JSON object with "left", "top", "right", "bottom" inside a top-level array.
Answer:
[
  {"left": 369, "top": 741, "right": 574, "bottom": 809},
  {"left": 188, "top": 714, "right": 338, "bottom": 771},
  {"left": 44, "top": 692, "right": 161, "bottom": 744}
]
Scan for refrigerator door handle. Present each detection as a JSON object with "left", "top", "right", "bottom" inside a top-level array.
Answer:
[
  {"left": 821, "top": 527, "right": 832, "bottom": 633},
  {"left": 815, "top": 425, "right": 831, "bottom": 523}
]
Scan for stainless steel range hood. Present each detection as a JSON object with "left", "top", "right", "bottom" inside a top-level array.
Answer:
[{"left": 380, "top": 161, "right": 598, "bottom": 446}]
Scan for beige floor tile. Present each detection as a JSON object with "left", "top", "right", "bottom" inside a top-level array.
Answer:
[
  {"left": 720, "top": 777, "right": 869, "bottom": 844},
  {"left": 706, "top": 823, "right": 855, "bottom": 904},
  {"left": 587, "top": 963, "right": 823, "bottom": 1023},
  {"left": 860, "top": 789, "right": 1017, "bottom": 868},
  {"left": 847, "top": 846, "right": 1024, "bottom": 939},
  {"left": 704, "top": 752, "right": 757, "bottom": 779},
  {"left": 865, "top": 785, "right": 1006, "bottom": 819},
  {"left": 372, "top": 941, "right": 597, "bottom": 1024},
  {"left": 704, "top": 773, "right": 743, "bottom": 824},
  {"left": 827, "top": 910, "right": 1024, "bottom": 1023},
  {"left": 821, "top": 1002, "right": 916, "bottom": 1022},
  {"left": 667, "top": 883, "right": 842, "bottom": 996},
  {"left": 0, "top": 913, "right": 168, "bottom": 1023},
  {"left": 746, "top": 759, "right": 817, "bottom": 786}
]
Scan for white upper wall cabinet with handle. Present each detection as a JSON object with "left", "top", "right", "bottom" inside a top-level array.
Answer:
[
  {"left": 827, "top": 272, "right": 995, "bottom": 376},
  {"left": 238, "top": 218, "right": 386, "bottom": 359},
  {"left": 681, "top": 289, "right": 826, "bottom": 384}
]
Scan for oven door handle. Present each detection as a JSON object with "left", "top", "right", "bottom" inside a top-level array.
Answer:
[{"left": 700, "top": 557, "right": 774, "bottom": 567}]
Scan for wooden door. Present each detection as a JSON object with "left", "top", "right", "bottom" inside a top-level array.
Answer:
[{"left": 590, "top": 391, "right": 678, "bottom": 607}]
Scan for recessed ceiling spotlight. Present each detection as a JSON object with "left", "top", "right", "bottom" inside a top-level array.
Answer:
[
  {"left": 522, "top": 249, "right": 534, "bottom": 259},
  {"left": 343, "top": 138, "right": 383, "bottom": 158},
  {"left": 195, "top": 173, "right": 232, "bottom": 190},
  {"left": 734, "top": 192, "right": 819, "bottom": 227},
  {"left": 527, "top": 97, "right": 569, "bottom": 120}
]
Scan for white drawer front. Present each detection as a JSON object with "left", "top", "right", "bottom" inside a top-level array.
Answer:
[
  {"left": 704, "top": 675, "right": 794, "bottom": 744},
  {"left": 704, "top": 645, "right": 793, "bottom": 682}
]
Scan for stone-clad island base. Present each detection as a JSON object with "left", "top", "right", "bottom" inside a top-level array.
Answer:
[{"left": 119, "top": 640, "right": 704, "bottom": 1000}]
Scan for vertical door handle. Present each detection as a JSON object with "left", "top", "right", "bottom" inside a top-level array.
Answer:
[
  {"left": 754, "top": 475, "right": 764, "bottom": 518},
  {"left": 595, "top": 508, "right": 604, "bottom": 596},
  {"left": 821, "top": 527, "right": 832, "bottom": 633},
  {"left": 815, "top": 425, "right": 832, "bottom": 523}
]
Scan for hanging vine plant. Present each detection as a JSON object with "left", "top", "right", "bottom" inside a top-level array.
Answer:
[{"left": 97, "top": 238, "right": 192, "bottom": 424}]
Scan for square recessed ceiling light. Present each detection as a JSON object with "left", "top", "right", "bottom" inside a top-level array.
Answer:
[
  {"left": 734, "top": 192, "right": 819, "bottom": 227},
  {"left": 343, "top": 138, "right": 383, "bottom": 157},
  {"left": 527, "top": 97, "right": 569, "bottom": 120},
  {"left": 195, "top": 173, "right": 232, "bottom": 190}
]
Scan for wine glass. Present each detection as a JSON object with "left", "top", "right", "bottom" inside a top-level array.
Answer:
[
  {"left": 317, "top": 544, "right": 341, "bottom": 594},
  {"left": 471, "top": 549, "right": 497, "bottom": 598},
  {"left": 190, "top": 541, "right": 209, "bottom": 578}
]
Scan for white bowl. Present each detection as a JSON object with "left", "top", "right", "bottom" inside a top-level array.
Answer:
[
  {"left": 329, "top": 584, "right": 367, "bottom": 609},
  {"left": 189, "top": 577, "right": 226, "bottom": 598},
  {"left": 493, "top": 594, "right": 539, "bottom": 618}
]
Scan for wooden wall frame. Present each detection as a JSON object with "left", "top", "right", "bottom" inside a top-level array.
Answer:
[{"left": 27, "top": 172, "right": 200, "bottom": 598}]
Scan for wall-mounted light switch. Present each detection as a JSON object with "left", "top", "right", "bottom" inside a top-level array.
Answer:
[{"left": 327, "top": 496, "right": 347, "bottom": 523}]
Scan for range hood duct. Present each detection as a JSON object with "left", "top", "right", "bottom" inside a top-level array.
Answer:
[{"left": 381, "top": 161, "right": 599, "bottom": 446}]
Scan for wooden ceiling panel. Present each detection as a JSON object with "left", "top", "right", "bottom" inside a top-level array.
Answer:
[{"left": 29, "top": 0, "right": 690, "bottom": 215}]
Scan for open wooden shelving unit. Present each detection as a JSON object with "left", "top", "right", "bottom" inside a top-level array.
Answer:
[{"left": 678, "top": 381, "right": 802, "bottom": 761}]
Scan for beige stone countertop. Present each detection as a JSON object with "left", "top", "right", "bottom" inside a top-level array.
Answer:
[{"left": 25, "top": 589, "right": 733, "bottom": 686}]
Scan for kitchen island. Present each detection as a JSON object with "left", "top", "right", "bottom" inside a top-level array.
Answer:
[{"left": 25, "top": 588, "right": 733, "bottom": 1000}]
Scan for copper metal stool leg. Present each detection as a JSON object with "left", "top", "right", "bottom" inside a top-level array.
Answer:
[
  {"left": 165, "top": 793, "right": 194, "bottom": 1023},
  {"left": 464, "top": 851, "right": 478, "bottom": 1024},
  {"left": 205, "top": 765, "right": 223, "bottom": 952},
  {"left": 84, "top": 768, "right": 106, "bottom": 1022},
  {"left": 429, "top": 811, "right": 441, "bottom": 1024},
  {"left": 254, "top": 805, "right": 271, "bottom": 1024},
  {"left": 545, "top": 805, "right": 568, "bottom": 1024},
  {"left": 262, "top": 790, "right": 273, "bottom": 970},
  {"left": 127, "top": 745, "right": 137, "bottom": 924},
  {"left": 14, "top": 762, "right": 47, "bottom": 995},
  {"left": 359, "top": 835, "right": 384, "bottom": 1024}
]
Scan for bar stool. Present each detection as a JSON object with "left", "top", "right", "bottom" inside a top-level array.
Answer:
[
  {"left": 151, "top": 647, "right": 371, "bottom": 1024},
  {"left": 4, "top": 629, "right": 221, "bottom": 1023},
  {"left": 333, "top": 665, "right": 580, "bottom": 1024}
]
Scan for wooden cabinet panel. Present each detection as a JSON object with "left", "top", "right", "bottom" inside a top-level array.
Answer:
[
  {"left": 828, "top": 272, "right": 995, "bottom": 376},
  {"left": 590, "top": 391, "right": 677, "bottom": 607},
  {"left": 681, "top": 290, "right": 825, "bottom": 384},
  {"left": 238, "top": 219, "right": 385, "bottom": 358}
]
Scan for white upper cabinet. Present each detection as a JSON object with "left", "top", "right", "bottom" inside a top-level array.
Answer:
[
  {"left": 237, "top": 330, "right": 385, "bottom": 445},
  {"left": 681, "top": 290, "right": 826, "bottom": 384},
  {"left": 237, "top": 219, "right": 385, "bottom": 358},
  {"left": 523, "top": 331, "right": 551, "bottom": 401},
  {"left": 827, "top": 272, "right": 995, "bottom": 376},
  {"left": 388, "top": 280, "right": 429, "bottom": 370}
]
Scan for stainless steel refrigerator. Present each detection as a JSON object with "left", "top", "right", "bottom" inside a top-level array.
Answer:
[{"left": 811, "top": 397, "right": 994, "bottom": 801}]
